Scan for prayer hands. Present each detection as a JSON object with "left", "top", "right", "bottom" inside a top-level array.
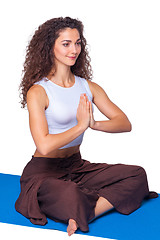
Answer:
[{"left": 76, "top": 93, "right": 96, "bottom": 130}]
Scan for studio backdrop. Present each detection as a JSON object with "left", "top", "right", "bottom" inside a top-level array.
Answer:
[{"left": 0, "top": 0, "right": 159, "bottom": 194}]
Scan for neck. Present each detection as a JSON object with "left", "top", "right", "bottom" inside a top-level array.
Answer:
[{"left": 47, "top": 61, "right": 74, "bottom": 84}]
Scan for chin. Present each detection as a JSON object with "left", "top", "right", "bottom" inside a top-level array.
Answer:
[
  {"left": 69, "top": 62, "right": 76, "bottom": 66},
  {"left": 57, "top": 57, "right": 78, "bottom": 67},
  {"left": 66, "top": 60, "right": 77, "bottom": 67}
]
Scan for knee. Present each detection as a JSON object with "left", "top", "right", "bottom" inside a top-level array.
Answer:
[
  {"left": 137, "top": 166, "right": 147, "bottom": 177},
  {"left": 136, "top": 166, "right": 148, "bottom": 185},
  {"left": 64, "top": 182, "right": 79, "bottom": 196},
  {"left": 38, "top": 179, "right": 80, "bottom": 202}
]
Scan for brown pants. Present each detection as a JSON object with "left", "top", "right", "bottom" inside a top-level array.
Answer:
[{"left": 15, "top": 151, "right": 152, "bottom": 232}]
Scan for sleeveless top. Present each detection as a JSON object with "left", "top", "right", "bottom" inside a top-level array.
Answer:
[{"left": 34, "top": 75, "right": 94, "bottom": 149}]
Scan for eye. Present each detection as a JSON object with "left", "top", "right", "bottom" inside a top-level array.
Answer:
[
  {"left": 63, "top": 43, "right": 69, "bottom": 47},
  {"left": 76, "top": 41, "right": 81, "bottom": 46}
]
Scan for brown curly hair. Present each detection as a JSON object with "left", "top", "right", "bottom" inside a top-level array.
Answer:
[{"left": 19, "top": 17, "right": 93, "bottom": 108}]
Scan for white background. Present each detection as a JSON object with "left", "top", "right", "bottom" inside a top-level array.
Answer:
[{"left": 0, "top": 0, "right": 159, "bottom": 240}]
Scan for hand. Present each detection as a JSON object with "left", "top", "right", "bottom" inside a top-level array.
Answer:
[
  {"left": 89, "top": 101, "right": 96, "bottom": 129},
  {"left": 76, "top": 94, "right": 90, "bottom": 131}
]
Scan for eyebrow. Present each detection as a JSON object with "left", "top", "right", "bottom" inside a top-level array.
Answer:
[{"left": 61, "top": 38, "right": 81, "bottom": 43}]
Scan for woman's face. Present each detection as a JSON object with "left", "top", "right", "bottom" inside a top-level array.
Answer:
[{"left": 53, "top": 28, "right": 82, "bottom": 67}]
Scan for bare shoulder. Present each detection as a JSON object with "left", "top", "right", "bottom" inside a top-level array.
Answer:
[
  {"left": 86, "top": 79, "right": 128, "bottom": 120},
  {"left": 27, "top": 84, "right": 46, "bottom": 98},
  {"left": 86, "top": 79, "right": 108, "bottom": 102},
  {"left": 27, "top": 84, "right": 48, "bottom": 110}
]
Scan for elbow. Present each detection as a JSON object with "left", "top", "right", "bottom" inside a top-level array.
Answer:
[
  {"left": 37, "top": 145, "right": 49, "bottom": 156},
  {"left": 128, "top": 122, "right": 132, "bottom": 132},
  {"left": 35, "top": 134, "right": 59, "bottom": 156},
  {"left": 126, "top": 121, "right": 132, "bottom": 132},
  {"left": 36, "top": 141, "right": 54, "bottom": 156},
  {"left": 38, "top": 147, "right": 49, "bottom": 156},
  {"left": 120, "top": 116, "right": 132, "bottom": 133},
  {"left": 119, "top": 115, "right": 132, "bottom": 133}
]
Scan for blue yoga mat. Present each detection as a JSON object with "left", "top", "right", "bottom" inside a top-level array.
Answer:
[{"left": 0, "top": 173, "right": 159, "bottom": 239}]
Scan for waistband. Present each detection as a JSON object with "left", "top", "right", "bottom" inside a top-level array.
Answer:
[
  {"left": 30, "top": 151, "right": 82, "bottom": 168},
  {"left": 32, "top": 151, "right": 81, "bottom": 161}
]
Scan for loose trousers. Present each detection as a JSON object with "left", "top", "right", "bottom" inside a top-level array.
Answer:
[{"left": 15, "top": 151, "right": 156, "bottom": 232}]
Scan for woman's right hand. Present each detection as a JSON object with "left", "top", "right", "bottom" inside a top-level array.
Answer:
[{"left": 76, "top": 93, "right": 90, "bottom": 131}]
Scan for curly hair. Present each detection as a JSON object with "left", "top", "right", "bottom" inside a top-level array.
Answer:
[{"left": 19, "top": 17, "right": 93, "bottom": 108}]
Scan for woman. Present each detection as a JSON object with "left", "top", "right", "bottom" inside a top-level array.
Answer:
[{"left": 15, "top": 17, "right": 157, "bottom": 236}]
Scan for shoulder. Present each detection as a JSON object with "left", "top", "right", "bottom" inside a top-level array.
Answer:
[
  {"left": 27, "top": 84, "right": 47, "bottom": 100},
  {"left": 86, "top": 79, "right": 99, "bottom": 90},
  {"left": 27, "top": 84, "right": 48, "bottom": 110},
  {"left": 85, "top": 79, "right": 108, "bottom": 103}
]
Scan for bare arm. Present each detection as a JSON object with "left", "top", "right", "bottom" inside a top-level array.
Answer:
[
  {"left": 87, "top": 81, "right": 132, "bottom": 133},
  {"left": 27, "top": 85, "right": 90, "bottom": 155}
]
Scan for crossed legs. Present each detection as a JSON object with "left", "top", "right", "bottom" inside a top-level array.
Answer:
[
  {"left": 38, "top": 164, "right": 149, "bottom": 236},
  {"left": 67, "top": 165, "right": 148, "bottom": 236}
]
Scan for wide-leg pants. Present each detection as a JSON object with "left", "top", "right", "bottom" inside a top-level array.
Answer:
[{"left": 15, "top": 151, "right": 157, "bottom": 232}]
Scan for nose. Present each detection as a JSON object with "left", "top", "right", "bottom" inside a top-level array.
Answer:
[{"left": 71, "top": 44, "right": 78, "bottom": 54}]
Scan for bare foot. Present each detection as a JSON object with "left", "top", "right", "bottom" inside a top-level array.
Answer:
[{"left": 67, "top": 219, "right": 78, "bottom": 236}]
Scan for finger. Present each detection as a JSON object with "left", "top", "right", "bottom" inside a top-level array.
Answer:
[
  {"left": 89, "top": 102, "right": 94, "bottom": 117},
  {"left": 80, "top": 95, "right": 87, "bottom": 105},
  {"left": 83, "top": 94, "right": 87, "bottom": 103},
  {"left": 81, "top": 93, "right": 88, "bottom": 101},
  {"left": 84, "top": 94, "right": 89, "bottom": 101},
  {"left": 84, "top": 96, "right": 90, "bottom": 107},
  {"left": 79, "top": 95, "right": 85, "bottom": 104},
  {"left": 80, "top": 94, "right": 86, "bottom": 101},
  {"left": 86, "top": 100, "right": 90, "bottom": 110},
  {"left": 80, "top": 94, "right": 89, "bottom": 109},
  {"left": 89, "top": 101, "right": 92, "bottom": 111}
]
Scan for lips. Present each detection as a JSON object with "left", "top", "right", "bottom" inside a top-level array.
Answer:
[{"left": 67, "top": 56, "right": 77, "bottom": 60}]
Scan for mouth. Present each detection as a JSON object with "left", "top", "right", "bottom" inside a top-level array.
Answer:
[{"left": 67, "top": 56, "right": 77, "bottom": 60}]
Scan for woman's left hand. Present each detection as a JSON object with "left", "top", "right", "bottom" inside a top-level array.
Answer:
[{"left": 89, "top": 101, "right": 96, "bottom": 129}]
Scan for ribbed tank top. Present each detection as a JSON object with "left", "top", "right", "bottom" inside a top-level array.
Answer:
[{"left": 34, "top": 75, "right": 94, "bottom": 149}]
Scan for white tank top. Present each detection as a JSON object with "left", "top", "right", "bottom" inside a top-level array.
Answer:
[{"left": 34, "top": 75, "right": 94, "bottom": 149}]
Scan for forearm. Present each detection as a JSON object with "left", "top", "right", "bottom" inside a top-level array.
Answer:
[
  {"left": 91, "top": 116, "right": 132, "bottom": 133},
  {"left": 38, "top": 124, "right": 85, "bottom": 155}
]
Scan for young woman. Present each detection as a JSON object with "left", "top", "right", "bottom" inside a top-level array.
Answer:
[{"left": 15, "top": 17, "right": 158, "bottom": 236}]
